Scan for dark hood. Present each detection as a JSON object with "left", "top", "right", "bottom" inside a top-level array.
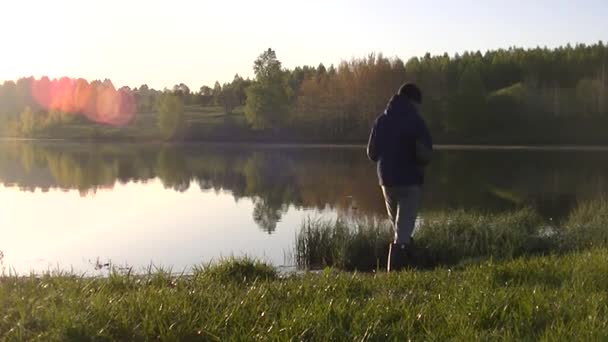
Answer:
[{"left": 385, "top": 94, "right": 417, "bottom": 116}]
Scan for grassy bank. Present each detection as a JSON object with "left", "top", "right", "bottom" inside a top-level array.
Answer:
[
  {"left": 1, "top": 250, "right": 608, "bottom": 340},
  {"left": 296, "top": 199, "right": 608, "bottom": 271},
  {"left": 2, "top": 202, "right": 608, "bottom": 340},
  {"left": 2, "top": 106, "right": 247, "bottom": 142}
]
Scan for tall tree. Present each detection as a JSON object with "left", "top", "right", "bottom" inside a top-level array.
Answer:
[
  {"left": 218, "top": 83, "right": 238, "bottom": 114},
  {"left": 212, "top": 81, "right": 222, "bottom": 106},
  {"left": 245, "top": 49, "right": 290, "bottom": 130},
  {"left": 156, "top": 93, "right": 184, "bottom": 139},
  {"left": 198, "top": 85, "right": 214, "bottom": 106}
]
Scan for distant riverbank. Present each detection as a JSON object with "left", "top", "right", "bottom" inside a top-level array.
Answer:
[{"left": 3, "top": 137, "right": 608, "bottom": 152}]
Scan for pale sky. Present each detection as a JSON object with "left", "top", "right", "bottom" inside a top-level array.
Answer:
[{"left": 1, "top": 0, "right": 607, "bottom": 90}]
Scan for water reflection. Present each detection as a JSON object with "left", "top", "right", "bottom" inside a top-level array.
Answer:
[{"left": 1, "top": 142, "right": 608, "bottom": 230}]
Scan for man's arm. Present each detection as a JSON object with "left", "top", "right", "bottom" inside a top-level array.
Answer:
[
  {"left": 417, "top": 114, "right": 432, "bottom": 149},
  {"left": 415, "top": 114, "right": 433, "bottom": 166},
  {"left": 367, "top": 117, "right": 382, "bottom": 162}
]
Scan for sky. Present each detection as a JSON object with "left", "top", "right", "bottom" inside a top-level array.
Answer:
[{"left": 1, "top": 0, "right": 607, "bottom": 90}]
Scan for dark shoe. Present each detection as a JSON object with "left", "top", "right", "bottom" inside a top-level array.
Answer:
[{"left": 387, "top": 243, "right": 410, "bottom": 272}]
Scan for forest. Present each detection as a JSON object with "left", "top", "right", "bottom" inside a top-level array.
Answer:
[{"left": 0, "top": 42, "right": 607, "bottom": 144}]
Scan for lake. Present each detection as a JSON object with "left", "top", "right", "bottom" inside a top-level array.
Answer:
[{"left": 1, "top": 142, "right": 607, "bottom": 274}]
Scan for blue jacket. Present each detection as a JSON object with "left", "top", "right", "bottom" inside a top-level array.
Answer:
[{"left": 367, "top": 95, "right": 433, "bottom": 186}]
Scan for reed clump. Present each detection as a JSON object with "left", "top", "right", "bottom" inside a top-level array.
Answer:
[{"left": 295, "top": 201, "right": 608, "bottom": 271}]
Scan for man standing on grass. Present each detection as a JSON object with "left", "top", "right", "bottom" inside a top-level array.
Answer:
[{"left": 367, "top": 83, "right": 433, "bottom": 272}]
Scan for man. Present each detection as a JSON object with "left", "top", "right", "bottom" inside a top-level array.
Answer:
[{"left": 367, "top": 83, "right": 433, "bottom": 272}]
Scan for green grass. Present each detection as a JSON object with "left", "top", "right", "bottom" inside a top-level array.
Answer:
[
  {"left": 295, "top": 217, "right": 392, "bottom": 271},
  {"left": 184, "top": 105, "right": 246, "bottom": 125},
  {"left": 3, "top": 105, "right": 249, "bottom": 141},
  {"left": 295, "top": 201, "right": 608, "bottom": 271},
  {"left": 561, "top": 197, "right": 608, "bottom": 250},
  {"left": 193, "top": 256, "right": 277, "bottom": 283},
  {"left": 415, "top": 208, "right": 557, "bottom": 265},
  {"left": 489, "top": 82, "right": 528, "bottom": 101},
  {"left": 183, "top": 105, "right": 245, "bottom": 116},
  {"left": 2, "top": 250, "right": 608, "bottom": 340},
  {"left": 2, "top": 205, "right": 608, "bottom": 340},
  {"left": 295, "top": 208, "right": 560, "bottom": 271}
]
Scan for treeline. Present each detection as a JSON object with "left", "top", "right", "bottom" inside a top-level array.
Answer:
[
  {"left": 0, "top": 76, "right": 250, "bottom": 139},
  {"left": 1, "top": 42, "right": 607, "bottom": 143},
  {"left": 0, "top": 78, "right": 136, "bottom": 136},
  {"left": 287, "top": 42, "right": 608, "bottom": 143}
]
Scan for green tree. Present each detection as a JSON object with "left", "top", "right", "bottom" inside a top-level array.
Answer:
[
  {"left": 576, "top": 78, "right": 603, "bottom": 116},
  {"left": 156, "top": 147, "right": 190, "bottom": 192},
  {"left": 212, "top": 81, "right": 222, "bottom": 106},
  {"left": 0, "top": 81, "right": 18, "bottom": 119},
  {"left": 156, "top": 93, "right": 184, "bottom": 139},
  {"left": 218, "top": 83, "right": 238, "bottom": 114},
  {"left": 245, "top": 49, "right": 290, "bottom": 130},
  {"left": 19, "top": 106, "right": 37, "bottom": 137},
  {"left": 198, "top": 85, "right": 214, "bottom": 106},
  {"left": 447, "top": 64, "right": 487, "bottom": 133},
  {"left": 253, "top": 48, "right": 283, "bottom": 82},
  {"left": 252, "top": 198, "right": 284, "bottom": 234},
  {"left": 231, "top": 74, "right": 249, "bottom": 105},
  {"left": 134, "top": 84, "right": 155, "bottom": 113},
  {"left": 172, "top": 83, "right": 191, "bottom": 104}
]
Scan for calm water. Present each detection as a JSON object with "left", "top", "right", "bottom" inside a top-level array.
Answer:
[{"left": 1, "top": 142, "right": 607, "bottom": 274}]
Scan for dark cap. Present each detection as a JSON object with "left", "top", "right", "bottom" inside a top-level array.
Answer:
[{"left": 398, "top": 83, "right": 422, "bottom": 104}]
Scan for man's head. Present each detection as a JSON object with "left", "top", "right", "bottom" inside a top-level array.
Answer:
[{"left": 398, "top": 83, "right": 422, "bottom": 105}]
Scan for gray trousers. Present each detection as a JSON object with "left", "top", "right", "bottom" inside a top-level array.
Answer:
[{"left": 382, "top": 185, "right": 422, "bottom": 245}]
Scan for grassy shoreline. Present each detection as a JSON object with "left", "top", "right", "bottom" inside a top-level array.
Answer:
[
  {"left": 295, "top": 200, "right": 608, "bottom": 271},
  {"left": 1, "top": 249, "right": 608, "bottom": 340},
  {"left": 2, "top": 202, "right": 607, "bottom": 340}
]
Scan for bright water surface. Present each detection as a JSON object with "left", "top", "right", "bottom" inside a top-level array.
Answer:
[{"left": 1, "top": 142, "right": 607, "bottom": 274}]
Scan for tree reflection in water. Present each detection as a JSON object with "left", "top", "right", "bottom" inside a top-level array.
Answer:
[{"left": 1, "top": 142, "right": 608, "bottom": 231}]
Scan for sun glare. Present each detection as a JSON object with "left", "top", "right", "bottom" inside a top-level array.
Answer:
[{"left": 30, "top": 77, "right": 135, "bottom": 126}]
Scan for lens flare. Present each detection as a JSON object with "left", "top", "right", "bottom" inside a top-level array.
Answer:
[{"left": 30, "top": 77, "right": 136, "bottom": 126}]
